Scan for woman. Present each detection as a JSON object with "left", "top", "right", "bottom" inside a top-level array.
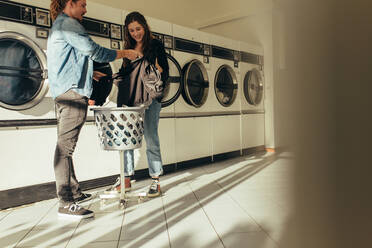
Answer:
[{"left": 109, "top": 11, "right": 169, "bottom": 197}]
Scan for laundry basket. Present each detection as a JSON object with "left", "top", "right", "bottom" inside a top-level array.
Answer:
[{"left": 91, "top": 106, "right": 145, "bottom": 151}]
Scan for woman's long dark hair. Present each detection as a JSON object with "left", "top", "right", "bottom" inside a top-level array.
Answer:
[
  {"left": 123, "top": 11, "right": 153, "bottom": 57},
  {"left": 50, "top": 0, "right": 78, "bottom": 21}
]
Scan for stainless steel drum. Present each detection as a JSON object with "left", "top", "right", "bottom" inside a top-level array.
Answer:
[
  {"left": 181, "top": 59, "right": 209, "bottom": 108},
  {"left": 244, "top": 68, "right": 263, "bottom": 106},
  {"left": 214, "top": 64, "right": 238, "bottom": 107},
  {"left": 0, "top": 32, "right": 48, "bottom": 110}
]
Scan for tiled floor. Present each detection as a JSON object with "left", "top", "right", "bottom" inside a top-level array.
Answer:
[{"left": 0, "top": 151, "right": 292, "bottom": 248}]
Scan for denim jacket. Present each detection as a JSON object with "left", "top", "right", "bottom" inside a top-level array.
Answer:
[{"left": 47, "top": 13, "right": 117, "bottom": 99}]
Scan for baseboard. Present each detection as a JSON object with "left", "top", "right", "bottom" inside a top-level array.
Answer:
[
  {"left": 265, "top": 148, "right": 275, "bottom": 153},
  {"left": 242, "top": 145, "right": 266, "bottom": 156},
  {"left": 176, "top": 156, "right": 213, "bottom": 171},
  {"left": 0, "top": 147, "right": 263, "bottom": 210},
  {"left": 213, "top": 150, "right": 241, "bottom": 161}
]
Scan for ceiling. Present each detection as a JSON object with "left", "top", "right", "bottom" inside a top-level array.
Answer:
[{"left": 89, "top": 0, "right": 273, "bottom": 43}]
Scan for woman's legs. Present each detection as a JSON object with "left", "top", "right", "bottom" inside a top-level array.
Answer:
[{"left": 144, "top": 100, "right": 163, "bottom": 178}]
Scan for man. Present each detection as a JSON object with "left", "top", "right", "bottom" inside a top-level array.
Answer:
[{"left": 48, "top": 0, "right": 138, "bottom": 219}]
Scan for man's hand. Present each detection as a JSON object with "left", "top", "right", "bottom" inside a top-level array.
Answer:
[
  {"left": 125, "top": 49, "right": 142, "bottom": 60},
  {"left": 116, "top": 49, "right": 142, "bottom": 60}
]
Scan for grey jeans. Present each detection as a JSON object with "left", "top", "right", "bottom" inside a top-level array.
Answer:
[{"left": 54, "top": 89, "right": 88, "bottom": 205}]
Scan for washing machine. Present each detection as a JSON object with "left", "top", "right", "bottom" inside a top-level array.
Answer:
[
  {"left": 239, "top": 41, "right": 265, "bottom": 151},
  {"left": 171, "top": 24, "right": 213, "bottom": 163},
  {"left": 0, "top": 0, "right": 51, "bottom": 119},
  {"left": 208, "top": 34, "right": 241, "bottom": 156},
  {"left": 0, "top": 0, "right": 59, "bottom": 191}
]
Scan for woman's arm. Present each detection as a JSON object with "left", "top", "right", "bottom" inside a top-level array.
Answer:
[
  {"left": 154, "top": 40, "right": 169, "bottom": 82},
  {"left": 155, "top": 58, "right": 163, "bottom": 73}
]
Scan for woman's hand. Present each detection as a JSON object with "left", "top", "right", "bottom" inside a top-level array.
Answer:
[{"left": 93, "top": 71, "right": 107, "bottom": 81}]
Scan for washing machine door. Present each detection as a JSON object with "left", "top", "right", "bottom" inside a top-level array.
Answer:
[
  {"left": 243, "top": 68, "right": 263, "bottom": 105},
  {"left": 161, "top": 53, "right": 182, "bottom": 108},
  {"left": 181, "top": 59, "right": 209, "bottom": 107},
  {"left": 214, "top": 64, "right": 238, "bottom": 107},
  {"left": 0, "top": 32, "right": 48, "bottom": 110}
]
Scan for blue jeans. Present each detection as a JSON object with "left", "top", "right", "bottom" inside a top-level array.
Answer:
[{"left": 123, "top": 100, "right": 163, "bottom": 177}]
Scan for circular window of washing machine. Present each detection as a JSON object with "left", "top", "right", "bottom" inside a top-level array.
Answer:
[
  {"left": 181, "top": 59, "right": 209, "bottom": 107},
  {"left": 0, "top": 32, "right": 48, "bottom": 110},
  {"left": 214, "top": 65, "right": 238, "bottom": 107},
  {"left": 161, "top": 53, "right": 182, "bottom": 107},
  {"left": 243, "top": 68, "right": 263, "bottom": 105}
]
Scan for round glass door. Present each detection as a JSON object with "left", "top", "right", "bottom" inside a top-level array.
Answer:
[
  {"left": 0, "top": 32, "right": 48, "bottom": 110},
  {"left": 181, "top": 59, "right": 209, "bottom": 107},
  {"left": 243, "top": 68, "right": 263, "bottom": 105},
  {"left": 161, "top": 54, "right": 182, "bottom": 107},
  {"left": 214, "top": 65, "right": 238, "bottom": 107}
]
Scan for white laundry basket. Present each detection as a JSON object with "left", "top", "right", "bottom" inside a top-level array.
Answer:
[{"left": 91, "top": 106, "right": 145, "bottom": 151}]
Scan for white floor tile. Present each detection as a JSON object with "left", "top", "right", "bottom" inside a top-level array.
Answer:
[
  {"left": 203, "top": 205, "right": 261, "bottom": 234},
  {"left": 160, "top": 173, "right": 189, "bottom": 186},
  {"left": 78, "top": 213, "right": 124, "bottom": 228},
  {"left": 0, "top": 211, "right": 44, "bottom": 231},
  {"left": 123, "top": 206, "right": 166, "bottom": 224},
  {"left": 68, "top": 225, "right": 122, "bottom": 246},
  {"left": 168, "top": 229, "right": 224, "bottom": 248},
  {"left": 164, "top": 204, "right": 206, "bottom": 225},
  {"left": 69, "top": 241, "right": 118, "bottom": 248},
  {"left": 16, "top": 227, "right": 75, "bottom": 248},
  {"left": 197, "top": 193, "right": 236, "bottom": 207},
  {"left": 118, "top": 235, "right": 170, "bottom": 248},
  {"left": 213, "top": 216, "right": 261, "bottom": 233},
  {"left": 162, "top": 193, "right": 199, "bottom": 211},
  {"left": 166, "top": 208, "right": 217, "bottom": 234},
  {"left": 124, "top": 200, "right": 165, "bottom": 224},
  {"left": 161, "top": 184, "right": 193, "bottom": 198},
  {"left": 0, "top": 210, "right": 12, "bottom": 220},
  {"left": 0, "top": 229, "right": 30, "bottom": 248},
  {"left": 120, "top": 222, "right": 168, "bottom": 240},
  {"left": 220, "top": 231, "right": 279, "bottom": 248}
]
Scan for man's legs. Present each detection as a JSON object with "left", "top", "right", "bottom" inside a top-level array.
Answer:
[{"left": 54, "top": 90, "right": 88, "bottom": 206}]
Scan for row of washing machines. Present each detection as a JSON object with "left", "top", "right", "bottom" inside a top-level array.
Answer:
[{"left": 0, "top": 0, "right": 265, "bottom": 190}]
